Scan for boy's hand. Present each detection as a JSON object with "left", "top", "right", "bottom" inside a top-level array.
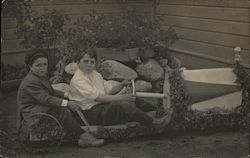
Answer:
[{"left": 67, "top": 100, "right": 81, "bottom": 112}]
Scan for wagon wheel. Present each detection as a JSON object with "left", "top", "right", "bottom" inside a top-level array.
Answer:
[{"left": 27, "top": 113, "right": 63, "bottom": 148}]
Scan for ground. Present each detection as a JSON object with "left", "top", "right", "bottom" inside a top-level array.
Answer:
[{"left": 0, "top": 90, "right": 249, "bottom": 158}]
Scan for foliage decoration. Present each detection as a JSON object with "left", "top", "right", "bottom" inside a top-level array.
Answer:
[
  {"left": 1, "top": 0, "right": 31, "bottom": 24},
  {"left": 167, "top": 61, "right": 249, "bottom": 132},
  {"left": 233, "top": 62, "right": 250, "bottom": 131},
  {"left": 182, "top": 110, "right": 242, "bottom": 131},
  {"left": 2, "top": 1, "right": 69, "bottom": 49},
  {"left": 58, "top": 13, "right": 178, "bottom": 62},
  {"left": 1, "top": 64, "right": 27, "bottom": 81},
  {"left": 16, "top": 9, "right": 70, "bottom": 49},
  {"left": 167, "top": 67, "right": 191, "bottom": 130}
]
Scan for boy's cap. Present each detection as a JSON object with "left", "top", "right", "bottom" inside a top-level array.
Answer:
[{"left": 25, "top": 49, "right": 48, "bottom": 66}]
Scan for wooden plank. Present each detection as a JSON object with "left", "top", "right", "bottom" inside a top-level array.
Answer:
[
  {"left": 30, "top": 0, "right": 103, "bottom": 5},
  {"left": 157, "top": 4, "right": 250, "bottom": 22},
  {"left": 160, "top": 0, "right": 250, "bottom": 8},
  {"left": 162, "top": 26, "right": 250, "bottom": 50},
  {"left": 66, "top": 12, "right": 152, "bottom": 25},
  {"left": 135, "top": 3, "right": 153, "bottom": 13},
  {"left": 1, "top": 28, "right": 18, "bottom": 40},
  {"left": 2, "top": 48, "right": 29, "bottom": 55},
  {"left": 171, "top": 50, "right": 231, "bottom": 69},
  {"left": 2, "top": 39, "right": 25, "bottom": 51},
  {"left": 160, "top": 15, "right": 250, "bottom": 36},
  {"left": 170, "top": 39, "right": 250, "bottom": 66},
  {"left": 30, "top": 3, "right": 137, "bottom": 15},
  {"left": 30, "top": 0, "right": 150, "bottom": 6},
  {"left": 31, "top": 4, "right": 94, "bottom": 15},
  {"left": 92, "top": 3, "right": 140, "bottom": 13},
  {"left": 1, "top": 52, "right": 26, "bottom": 65},
  {"left": 1, "top": 79, "right": 22, "bottom": 90},
  {"left": 2, "top": 18, "right": 17, "bottom": 29},
  {"left": 96, "top": 48, "right": 140, "bottom": 62}
]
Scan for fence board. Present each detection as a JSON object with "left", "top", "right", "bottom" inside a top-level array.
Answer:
[
  {"left": 30, "top": 0, "right": 149, "bottom": 5},
  {"left": 134, "top": 3, "right": 154, "bottom": 13},
  {"left": 170, "top": 39, "right": 250, "bottom": 67},
  {"left": 30, "top": 3, "right": 153, "bottom": 15},
  {"left": 1, "top": 52, "right": 26, "bottom": 65},
  {"left": 157, "top": 4, "right": 250, "bottom": 22},
  {"left": 31, "top": 3, "right": 131, "bottom": 15},
  {"left": 159, "top": 0, "right": 250, "bottom": 8},
  {"left": 172, "top": 51, "right": 230, "bottom": 68},
  {"left": 160, "top": 15, "right": 250, "bottom": 36},
  {"left": 2, "top": 39, "right": 24, "bottom": 52},
  {"left": 2, "top": 18, "right": 17, "bottom": 29},
  {"left": 2, "top": 28, "right": 18, "bottom": 40},
  {"left": 162, "top": 26, "right": 250, "bottom": 50}
]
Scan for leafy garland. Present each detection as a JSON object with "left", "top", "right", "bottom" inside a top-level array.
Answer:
[
  {"left": 168, "top": 61, "right": 249, "bottom": 132},
  {"left": 233, "top": 62, "right": 250, "bottom": 131},
  {"left": 168, "top": 67, "right": 191, "bottom": 130}
]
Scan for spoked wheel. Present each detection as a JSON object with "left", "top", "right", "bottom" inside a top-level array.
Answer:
[{"left": 26, "top": 113, "right": 63, "bottom": 148}]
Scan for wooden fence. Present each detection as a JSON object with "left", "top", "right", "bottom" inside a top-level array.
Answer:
[
  {"left": 157, "top": 0, "right": 250, "bottom": 68},
  {"left": 2, "top": 0, "right": 250, "bottom": 68}
]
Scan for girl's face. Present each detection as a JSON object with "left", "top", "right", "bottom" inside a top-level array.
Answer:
[
  {"left": 79, "top": 54, "right": 96, "bottom": 74},
  {"left": 30, "top": 57, "right": 48, "bottom": 77}
]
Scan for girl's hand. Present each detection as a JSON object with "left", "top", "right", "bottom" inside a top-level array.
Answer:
[
  {"left": 121, "top": 94, "right": 136, "bottom": 103},
  {"left": 121, "top": 79, "right": 131, "bottom": 86}
]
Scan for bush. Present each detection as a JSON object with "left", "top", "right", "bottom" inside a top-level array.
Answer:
[
  {"left": 16, "top": 9, "right": 69, "bottom": 49},
  {"left": 58, "top": 13, "right": 178, "bottom": 62},
  {"left": 1, "top": 64, "right": 27, "bottom": 81}
]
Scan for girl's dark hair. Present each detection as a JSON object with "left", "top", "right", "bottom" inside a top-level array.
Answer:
[
  {"left": 25, "top": 49, "right": 48, "bottom": 70},
  {"left": 79, "top": 48, "right": 97, "bottom": 61}
]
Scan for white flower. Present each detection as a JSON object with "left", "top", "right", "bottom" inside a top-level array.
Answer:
[
  {"left": 180, "top": 67, "right": 187, "bottom": 71},
  {"left": 65, "top": 62, "right": 79, "bottom": 75},
  {"left": 234, "top": 46, "right": 241, "bottom": 53},
  {"left": 233, "top": 47, "right": 241, "bottom": 61}
]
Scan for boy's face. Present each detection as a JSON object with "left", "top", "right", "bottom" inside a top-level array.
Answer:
[
  {"left": 30, "top": 57, "right": 48, "bottom": 77},
  {"left": 79, "top": 54, "right": 96, "bottom": 74}
]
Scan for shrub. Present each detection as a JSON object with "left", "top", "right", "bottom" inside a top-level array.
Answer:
[{"left": 58, "top": 13, "right": 178, "bottom": 62}]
